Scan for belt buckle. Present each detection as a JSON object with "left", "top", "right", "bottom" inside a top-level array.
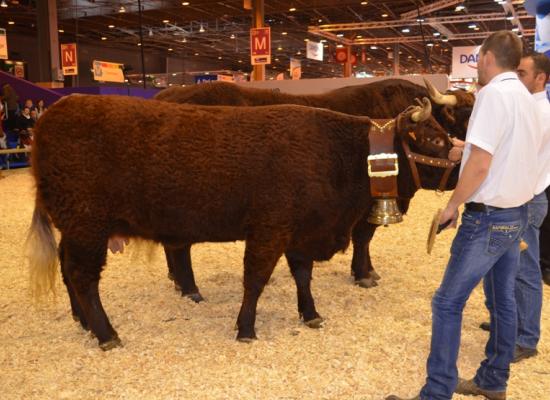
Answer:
[{"left": 367, "top": 153, "right": 399, "bottom": 178}]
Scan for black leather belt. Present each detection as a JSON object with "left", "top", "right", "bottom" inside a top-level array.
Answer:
[{"left": 465, "top": 202, "right": 502, "bottom": 212}]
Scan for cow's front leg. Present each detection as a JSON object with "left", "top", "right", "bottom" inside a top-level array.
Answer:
[
  {"left": 164, "top": 245, "right": 204, "bottom": 303},
  {"left": 351, "top": 217, "right": 379, "bottom": 288},
  {"left": 236, "top": 231, "right": 286, "bottom": 342},
  {"left": 285, "top": 252, "right": 323, "bottom": 328}
]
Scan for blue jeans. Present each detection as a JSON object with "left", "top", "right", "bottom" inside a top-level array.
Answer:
[
  {"left": 420, "top": 205, "right": 527, "bottom": 400},
  {"left": 515, "top": 192, "right": 548, "bottom": 349}
]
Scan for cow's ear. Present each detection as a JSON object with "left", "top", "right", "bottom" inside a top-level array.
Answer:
[{"left": 408, "top": 131, "right": 417, "bottom": 141}]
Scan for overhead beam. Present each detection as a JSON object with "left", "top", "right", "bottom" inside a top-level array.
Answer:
[
  {"left": 347, "top": 29, "right": 535, "bottom": 45},
  {"left": 400, "top": 0, "right": 463, "bottom": 20},
  {"left": 309, "top": 11, "right": 531, "bottom": 32}
]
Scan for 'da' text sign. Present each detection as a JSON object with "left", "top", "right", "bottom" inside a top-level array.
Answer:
[
  {"left": 451, "top": 46, "right": 480, "bottom": 79},
  {"left": 250, "top": 27, "right": 271, "bottom": 65}
]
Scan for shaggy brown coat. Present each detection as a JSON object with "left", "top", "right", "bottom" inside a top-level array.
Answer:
[{"left": 28, "top": 94, "right": 448, "bottom": 349}]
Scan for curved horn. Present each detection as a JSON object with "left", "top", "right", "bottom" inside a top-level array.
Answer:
[
  {"left": 424, "top": 78, "right": 457, "bottom": 106},
  {"left": 411, "top": 97, "right": 432, "bottom": 122}
]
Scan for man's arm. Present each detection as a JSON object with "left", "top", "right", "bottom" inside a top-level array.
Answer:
[{"left": 440, "top": 144, "right": 492, "bottom": 228}]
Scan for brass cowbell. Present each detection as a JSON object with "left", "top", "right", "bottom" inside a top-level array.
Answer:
[{"left": 367, "top": 197, "right": 403, "bottom": 226}]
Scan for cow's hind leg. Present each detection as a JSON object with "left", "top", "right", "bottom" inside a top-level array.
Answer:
[
  {"left": 351, "top": 218, "right": 379, "bottom": 288},
  {"left": 164, "top": 245, "right": 204, "bottom": 303},
  {"left": 285, "top": 252, "right": 323, "bottom": 328},
  {"left": 62, "top": 235, "right": 120, "bottom": 350},
  {"left": 59, "top": 239, "right": 88, "bottom": 330},
  {"left": 236, "top": 231, "right": 287, "bottom": 342}
]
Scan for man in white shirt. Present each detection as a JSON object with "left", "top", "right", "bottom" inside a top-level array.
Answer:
[
  {"left": 387, "top": 31, "right": 541, "bottom": 400},
  {"left": 512, "top": 52, "right": 550, "bottom": 361}
]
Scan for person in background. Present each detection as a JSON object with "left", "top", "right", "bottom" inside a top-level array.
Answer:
[
  {"left": 23, "top": 99, "right": 35, "bottom": 112},
  {"left": 36, "top": 99, "right": 47, "bottom": 119},
  {"left": 478, "top": 52, "right": 550, "bottom": 363},
  {"left": 386, "top": 30, "right": 541, "bottom": 400},
  {"left": 2, "top": 84, "right": 19, "bottom": 131}
]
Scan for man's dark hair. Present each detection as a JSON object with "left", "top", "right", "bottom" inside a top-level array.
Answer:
[
  {"left": 480, "top": 31, "right": 523, "bottom": 70},
  {"left": 525, "top": 52, "right": 550, "bottom": 84}
]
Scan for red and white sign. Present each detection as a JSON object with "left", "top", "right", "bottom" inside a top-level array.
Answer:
[
  {"left": 250, "top": 27, "right": 271, "bottom": 65},
  {"left": 60, "top": 43, "right": 78, "bottom": 76}
]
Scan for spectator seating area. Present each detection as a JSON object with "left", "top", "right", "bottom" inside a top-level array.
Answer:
[{"left": 0, "top": 129, "right": 31, "bottom": 170}]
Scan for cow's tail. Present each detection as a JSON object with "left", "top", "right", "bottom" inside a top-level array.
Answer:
[{"left": 25, "top": 206, "right": 58, "bottom": 299}]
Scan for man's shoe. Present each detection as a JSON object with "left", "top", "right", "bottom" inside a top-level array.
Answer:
[
  {"left": 480, "top": 321, "right": 491, "bottom": 332},
  {"left": 512, "top": 345, "right": 538, "bottom": 363},
  {"left": 542, "top": 268, "right": 550, "bottom": 286},
  {"left": 455, "top": 378, "right": 506, "bottom": 400},
  {"left": 385, "top": 396, "right": 419, "bottom": 400}
]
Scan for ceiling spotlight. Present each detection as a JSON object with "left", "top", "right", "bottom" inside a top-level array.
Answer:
[
  {"left": 337, "top": 33, "right": 344, "bottom": 37},
  {"left": 0, "top": 1, "right": 7, "bottom": 8},
  {"left": 370, "top": 45, "right": 378, "bottom": 50},
  {"left": 416, "top": 17, "right": 425, "bottom": 23},
  {"left": 119, "top": 6, "right": 126, "bottom": 13},
  {"left": 230, "top": 33, "right": 236, "bottom": 39},
  {"left": 137, "top": 42, "right": 141, "bottom": 46},
  {"left": 433, "top": 31, "right": 441, "bottom": 37},
  {"left": 181, "top": 37, "right": 187, "bottom": 43},
  {"left": 361, "top": 1, "right": 368, "bottom": 5},
  {"left": 7, "top": 21, "right": 14, "bottom": 25},
  {"left": 506, "top": 12, "right": 514, "bottom": 21},
  {"left": 58, "top": 29, "right": 64, "bottom": 33},
  {"left": 402, "top": 28, "right": 410, "bottom": 33},
  {"left": 454, "top": 4, "right": 465, "bottom": 12},
  {"left": 511, "top": 26, "right": 520, "bottom": 32},
  {"left": 182, "top": 1, "right": 190, "bottom": 5},
  {"left": 426, "top": 42, "right": 434, "bottom": 47},
  {"left": 148, "top": 29, "right": 153, "bottom": 36},
  {"left": 163, "top": 19, "right": 169, "bottom": 24},
  {"left": 381, "top": 13, "right": 388, "bottom": 18},
  {"left": 282, "top": 32, "right": 288, "bottom": 35},
  {"left": 168, "top": 48, "right": 173, "bottom": 51},
  {"left": 468, "top": 23, "right": 477, "bottom": 29},
  {"left": 101, "top": 37, "right": 107, "bottom": 41},
  {"left": 199, "top": 24, "right": 205, "bottom": 32},
  {"left": 108, "top": 24, "right": 115, "bottom": 28},
  {"left": 441, "top": 35, "right": 449, "bottom": 42},
  {"left": 289, "top": 7, "right": 296, "bottom": 12}
]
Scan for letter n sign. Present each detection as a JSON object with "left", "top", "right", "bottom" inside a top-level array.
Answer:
[
  {"left": 250, "top": 27, "right": 271, "bottom": 65},
  {"left": 60, "top": 43, "right": 78, "bottom": 76}
]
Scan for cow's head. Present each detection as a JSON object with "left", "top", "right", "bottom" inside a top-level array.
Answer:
[
  {"left": 424, "top": 79, "right": 475, "bottom": 141},
  {"left": 394, "top": 98, "right": 460, "bottom": 195}
]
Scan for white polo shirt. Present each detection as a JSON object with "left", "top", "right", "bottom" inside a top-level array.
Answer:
[
  {"left": 534, "top": 91, "right": 550, "bottom": 195},
  {"left": 461, "top": 71, "right": 541, "bottom": 208}
]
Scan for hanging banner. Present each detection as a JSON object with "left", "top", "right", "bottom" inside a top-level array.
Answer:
[
  {"left": 451, "top": 46, "right": 480, "bottom": 79},
  {"left": 60, "top": 43, "right": 78, "bottom": 76},
  {"left": 250, "top": 27, "right": 271, "bottom": 65},
  {"left": 290, "top": 58, "right": 302, "bottom": 80},
  {"left": 0, "top": 28, "right": 8, "bottom": 60},
  {"left": 92, "top": 60, "right": 125, "bottom": 83},
  {"left": 306, "top": 41, "right": 324, "bottom": 61}
]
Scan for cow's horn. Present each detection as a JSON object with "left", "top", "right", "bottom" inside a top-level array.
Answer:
[
  {"left": 411, "top": 97, "right": 432, "bottom": 122},
  {"left": 424, "top": 78, "right": 457, "bottom": 106}
]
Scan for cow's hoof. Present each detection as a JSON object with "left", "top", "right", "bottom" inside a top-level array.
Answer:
[
  {"left": 167, "top": 272, "right": 174, "bottom": 281},
  {"left": 174, "top": 282, "right": 182, "bottom": 292},
  {"left": 355, "top": 278, "right": 378, "bottom": 288},
  {"left": 185, "top": 292, "right": 204, "bottom": 303},
  {"left": 236, "top": 332, "right": 257, "bottom": 343},
  {"left": 304, "top": 317, "right": 324, "bottom": 329},
  {"left": 370, "top": 271, "right": 381, "bottom": 280},
  {"left": 71, "top": 313, "right": 79, "bottom": 322},
  {"left": 99, "top": 336, "right": 122, "bottom": 351}
]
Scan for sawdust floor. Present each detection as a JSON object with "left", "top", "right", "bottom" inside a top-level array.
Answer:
[{"left": 1, "top": 169, "right": 548, "bottom": 399}]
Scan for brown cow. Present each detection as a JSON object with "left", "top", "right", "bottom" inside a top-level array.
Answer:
[
  {"left": 154, "top": 79, "right": 474, "bottom": 298},
  {"left": 27, "top": 94, "right": 450, "bottom": 349}
]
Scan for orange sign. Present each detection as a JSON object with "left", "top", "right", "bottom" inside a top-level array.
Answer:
[
  {"left": 60, "top": 43, "right": 78, "bottom": 76},
  {"left": 335, "top": 48, "right": 357, "bottom": 65},
  {"left": 250, "top": 27, "right": 271, "bottom": 65}
]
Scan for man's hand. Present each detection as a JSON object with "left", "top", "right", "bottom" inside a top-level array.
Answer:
[
  {"left": 448, "top": 146, "right": 463, "bottom": 162},
  {"left": 439, "top": 205, "right": 459, "bottom": 230}
]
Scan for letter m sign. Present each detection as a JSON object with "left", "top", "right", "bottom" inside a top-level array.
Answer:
[{"left": 250, "top": 27, "right": 271, "bottom": 65}]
